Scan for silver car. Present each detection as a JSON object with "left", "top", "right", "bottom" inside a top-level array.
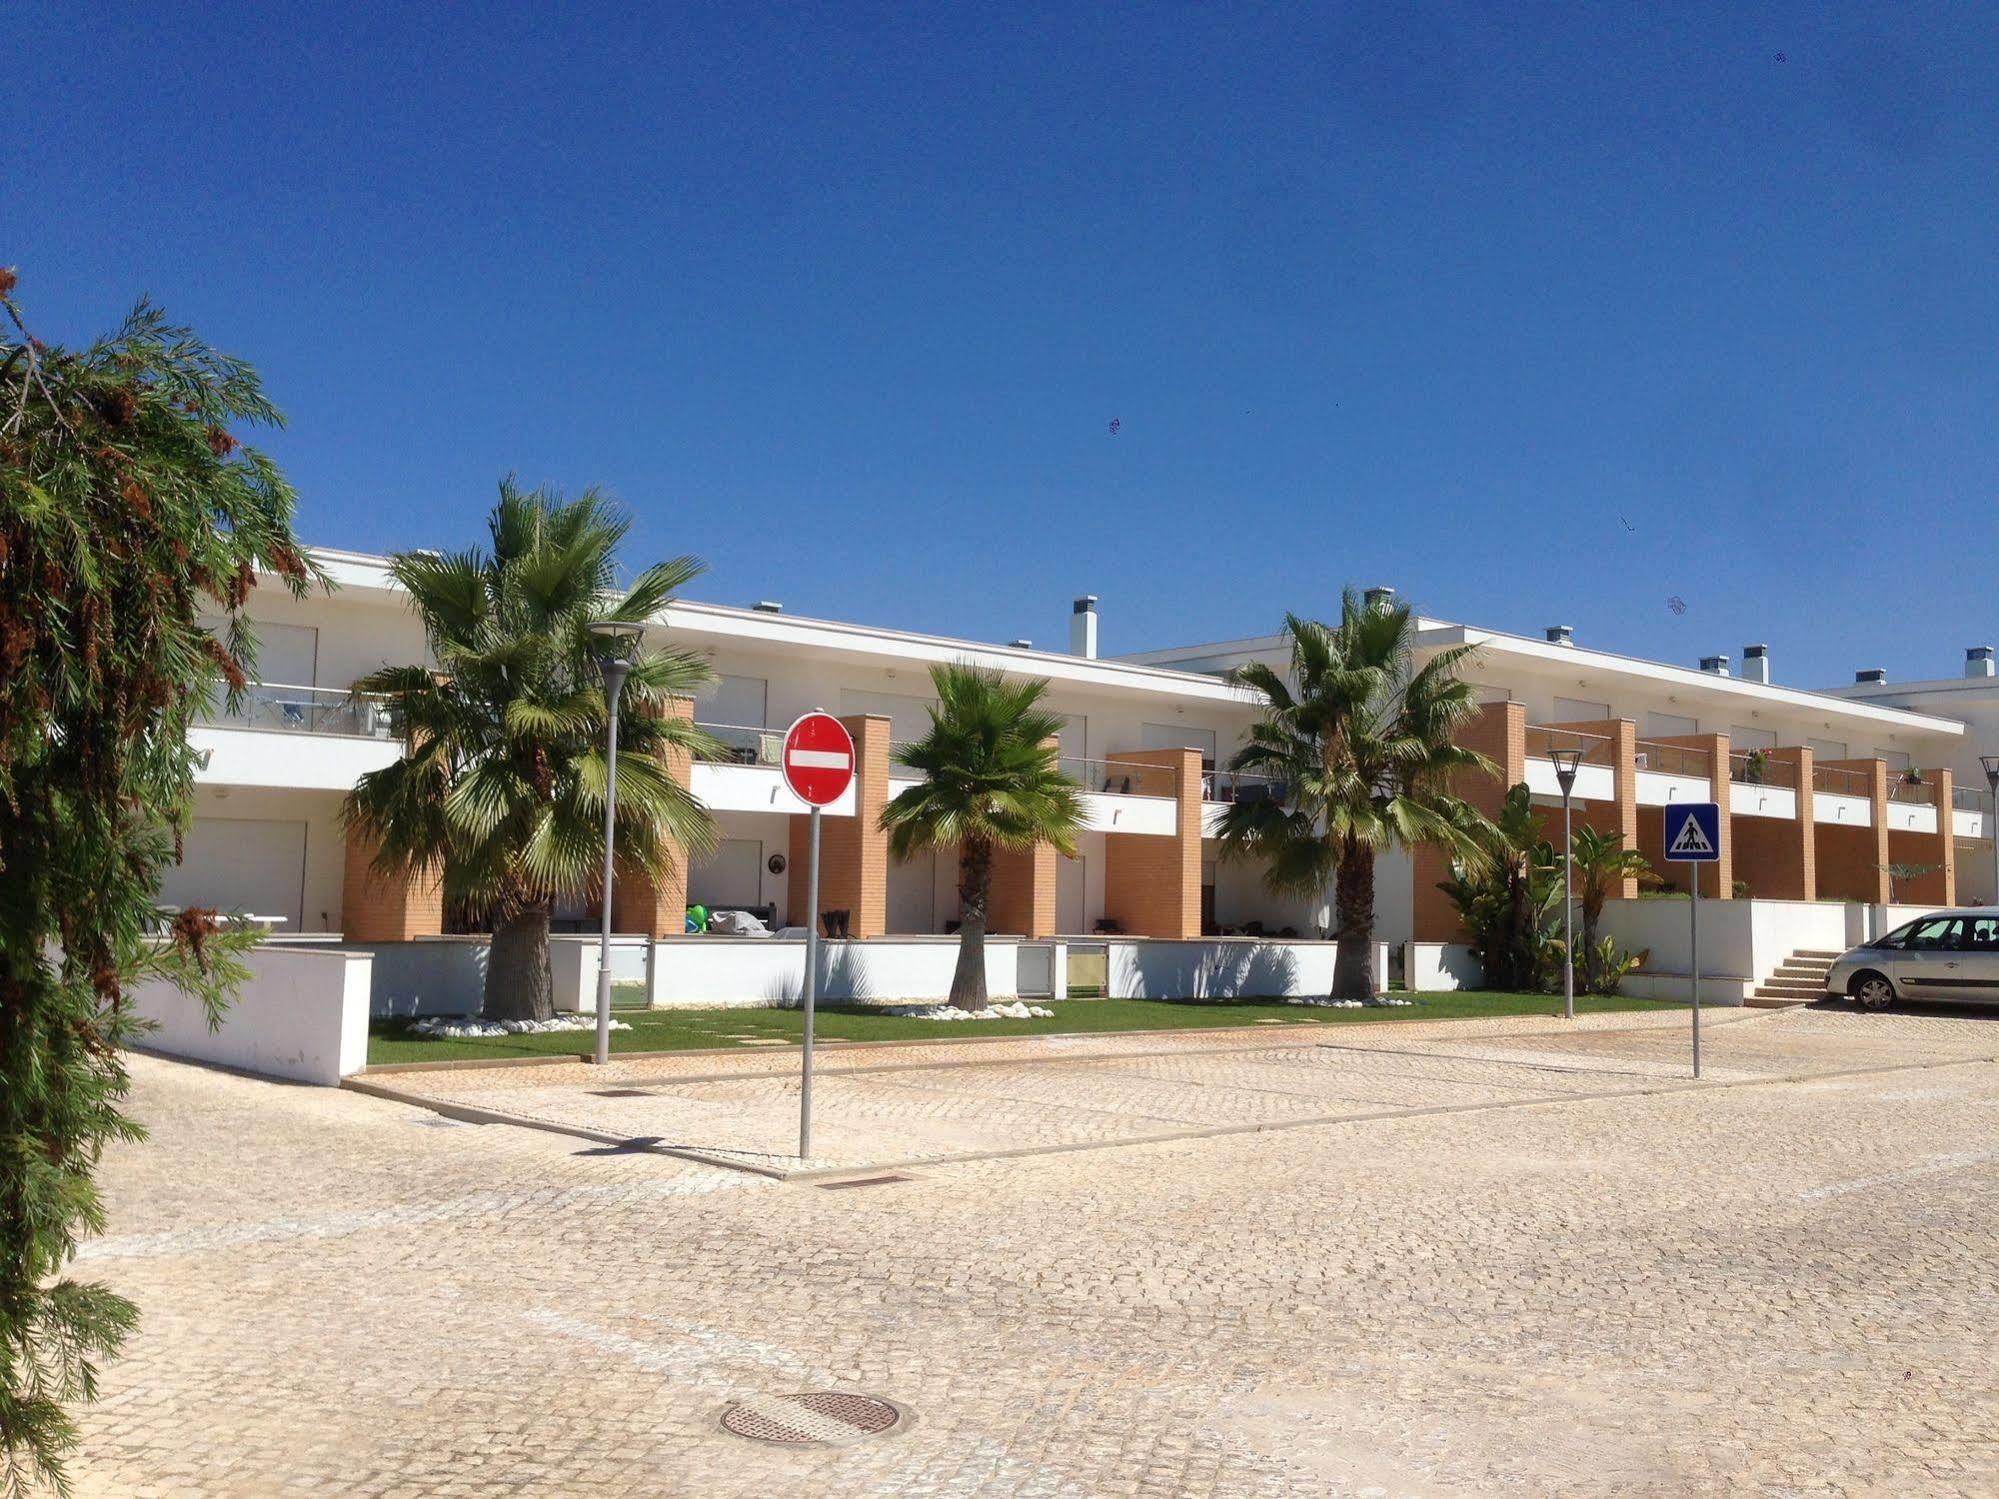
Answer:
[{"left": 1826, "top": 907, "right": 1999, "bottom": 1009}]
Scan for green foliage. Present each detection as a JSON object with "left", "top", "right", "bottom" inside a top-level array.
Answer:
[
  {"left": 1566, "top": 825, "right": 1653, "bottom": 992},
  {"left": 0, "top": 272, "right": 311, "bottom": 1494},
  {"left": 343, "top": 482, "right": 720, "bottom": 1021},
  {"left": 1438, "top": 784, "right": 1563, "bottom": 992},
  {"left": 1216, "top": 590, "right": 1491, "bottom": 999},
  {"left": 1576, "top": 936, "right": 1647, "bottom": 996},
  {"left": 880, "top": 665, "right": 1083, "bottom": 1009}
]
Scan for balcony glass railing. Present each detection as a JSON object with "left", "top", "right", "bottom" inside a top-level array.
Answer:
[
  {"left": 1061, "top": 756, "right": 1178, "bottom": 797},
  {"left": 1813, "top": 764, "right": 1872, "bottom": 797},
  {"left": 202, "top": 682, "right": 392, "bottom": 738},
  {"left": 1202, "top": 768, "right": 1287, "bottom": 804},
  {"left": 1634, "top": 740, "right": 1710, "bottom": 778},
  {"left": 1526, "top": 725, "right": 1616, "bottom": 765},
  {"left": 695, "top": 720, "right": 785, "bottom": 766},
  {"left": 1952, "top": 784, "right": 1993, "bottom": 815},
  {"left": 1887, "top": 776, "right": 1937, "bottom": 806},
  {"left": 1730, "top": 752, "right": 1797, "bottom": 789}
]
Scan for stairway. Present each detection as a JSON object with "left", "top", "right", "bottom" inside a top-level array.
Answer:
[{"left": 1748, "top": 949, "right": 1842, "bottom": 1008}]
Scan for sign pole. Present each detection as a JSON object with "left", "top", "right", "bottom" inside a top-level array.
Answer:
[
  {"left": 801, "top": 804, "right": 821, "bottom": 1158},
  {"left": 1690, "top": 859, "right": 1702, "bottom": 1079}
]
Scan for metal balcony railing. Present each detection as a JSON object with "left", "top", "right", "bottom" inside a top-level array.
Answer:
[
  {"left": 1952, "top": 784, "right": 1993, "bottom": 815},
  {"left": 1887, "top": 776, "right": 1937, "bottom": 806},
  {"left": 1634, "top": 739, "right": 1710, "bottom": 778},
  {"left": 202, "top": 682, "right": 392, "bottom": 739},
  {"left": 1526, "top": 725, "right": 1616, "bottom": 765},
  {"left": 1729, "top": 752, "right": 1797, "bottom": 789}
]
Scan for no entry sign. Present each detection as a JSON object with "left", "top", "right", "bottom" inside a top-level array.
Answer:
[{"left": 781, "top": 712, "right": 855, "bottom": 807}]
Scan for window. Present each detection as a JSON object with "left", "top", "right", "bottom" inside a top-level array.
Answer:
[
  {"left": 1898, "top": 916, "right": 1963, "bottom": 952},
  {"left": 1554, "top": 696, "right": 1610, "bottom": 722},
  {"left": 1646, "top": 712, "right": 1697, "bottom": 739},
  {"left": 694, "top": 674, "right": 768, "bottom": 728},
  {"left": 1879, "top": 749, "right": 1911, "bottom": 772},
  {"left": 1808, "top": 738, "right": 1847, "bottom": 762},
  {"left": 1141, "top": 722, "right": 1218, "bottom": 765},
  {"left": 1729, "top": 725, "right": 1777, "bottom": 751},
  {"left": 1964, "top": 916, "right": 1999, "bottom": 952}
]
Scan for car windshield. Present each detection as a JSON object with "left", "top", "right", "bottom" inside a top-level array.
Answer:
[{"left": 1871, "top": 915, "right": 1960, "bottom": 950}]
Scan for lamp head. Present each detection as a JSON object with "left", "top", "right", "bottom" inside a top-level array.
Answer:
[
  {"left": 1548, "top": 746, "right": 1583, "bottom": 794},
  {"left": 1981, "top": 753, "right": 1999, "bottom": 792}
]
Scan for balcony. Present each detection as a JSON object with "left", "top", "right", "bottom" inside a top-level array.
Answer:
[
  {"left": 1812, "top": 764, "right": 1873, "bottom": 827},
  {"left": 690, "top": 719, "right": 855, "bottom": 816},
  {"left": 192, "top": 682, "right": 401, "bottom": 791},
  {"left": 1885, "top": 776, "right": 1939, "bottom": 835},
  {"left": 1061, "top": 756, "right": 1178, "bottom": 836},
  {"left": 1952, "top": 784, "right": 1993, "bottom": 841},
  {"left": 1728, "top": 752, "right": 1797, "bottom": 820},
  {"left": 1524, "top": 726, "right": 1616, "bottom": 802}
]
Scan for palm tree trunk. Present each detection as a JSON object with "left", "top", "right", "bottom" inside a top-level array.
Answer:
[
  {"left": 483, "top": 901, "right": 555, "bottom": 1023},
  {"left": 951, "top": 837, "right": 993, "bottom": 1011},
  {"left": 1330, "top": 837, "right": 1377, "bottom": 1002}
]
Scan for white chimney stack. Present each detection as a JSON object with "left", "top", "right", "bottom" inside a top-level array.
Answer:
[
  {"left": 1699, "top": 654, "right": 1730, "bottom": 676},
  {"left": 1070, "top": 596, "right": 1099, "bottom": 659},
  {"left": 1545, "top": 625, "right": 1574, "bottom": 647},
  {"left": 1363, "top": 585, "right": 1396, "bottom": 612},
  {"left": 1741, "top": 644, "right": 1770, "bottom": 684},
  {"left": 1967, "top": 647, "right": 1995, "bottom": 679}
]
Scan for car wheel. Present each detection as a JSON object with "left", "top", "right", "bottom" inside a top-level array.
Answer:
[{"left": 1850, "top": 972, "right": 1895, "bottom": 1010}]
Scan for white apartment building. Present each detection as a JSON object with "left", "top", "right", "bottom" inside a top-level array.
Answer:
[{"left": 167, "top": 551, "right": 1993, "bottom": 1006}]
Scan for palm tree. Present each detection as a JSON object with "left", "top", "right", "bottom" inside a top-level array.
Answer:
[
  {"left": 1567, "top": 825, "right": 1650, "bottom": 984},
  {"left": 879, "top": 665, "right": 1084, "bottom": 1011},
  {"left": 1217, "top": 591, "right": 1492, "bottom": 1001},
  {"left": 1439, "top": 783, "right": 1562, "bottom": 991},
  {"left": 343, "top": 481, "right": 719, "bottom": 1022}
]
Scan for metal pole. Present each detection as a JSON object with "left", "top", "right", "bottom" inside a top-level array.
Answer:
[
  {"left": 593, "top": 677, "right": 624, "bottom": 1067},
  {"left": 1690, "top": 860, "right": 1702, "bottom": 1080},
  {"left": 1562, "top": 789, "right": 1575, "bottom": 1022},
  {"left": 799, "top": 805, "right": 821, "bottom": 1157}
]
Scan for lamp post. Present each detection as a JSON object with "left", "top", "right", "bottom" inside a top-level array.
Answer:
[
  {"left": 587, "top": 619, "right": 644, "bottom": 1066},
  {"left": 1982, "top": 755, "right": 1999, "bottom": 907},
  {"left": 1549, "top": 748, "right": 1583, "bottom": 1022}
]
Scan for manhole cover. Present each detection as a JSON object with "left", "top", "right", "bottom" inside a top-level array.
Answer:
[{"left": 720, "top": 1391, "right": 903, "bottom": 1445}]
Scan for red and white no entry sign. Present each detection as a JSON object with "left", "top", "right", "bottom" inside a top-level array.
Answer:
[{"left": 781, "top": 711, "right": 855, "bottom": 807}]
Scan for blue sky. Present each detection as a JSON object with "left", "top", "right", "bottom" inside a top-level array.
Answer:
[{"left": 10, "top": 2, "right": 1996, "bottom": 686}]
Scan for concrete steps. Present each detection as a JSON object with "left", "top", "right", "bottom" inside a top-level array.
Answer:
[{"left": 1748, "top": 949, "right": 1841, "bottom": 1008}]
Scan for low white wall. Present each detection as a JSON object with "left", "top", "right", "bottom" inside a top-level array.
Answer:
[
  {"left": 1106, "top": 940, "right": 1390, "bottom": 1000},
  {"left": 1598, "top": 897, "right": 1881, "bottom": 1005},
  {"left": 355, "top": 936, "right": 489, "bottom": 1017},
  {"left": 647, "top": 937, "right": 1023, "bottom": 1007},
  {"left": 1405, "top": 942, "right": 1481, "bottom": 992},
  {"left": 128, "top": 942, "right": 371, "bottom": 1086}
]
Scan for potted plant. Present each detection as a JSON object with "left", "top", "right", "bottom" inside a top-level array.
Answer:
[{"left": 1743, "top": 749, "right": 1768, "bottom": 785}]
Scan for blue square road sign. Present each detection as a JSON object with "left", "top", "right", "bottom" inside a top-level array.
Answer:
[{"left": 1663, "top": 802, "right": 1722, "bottom": 863}]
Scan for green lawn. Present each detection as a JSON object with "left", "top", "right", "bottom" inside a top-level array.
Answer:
[{"left": 365, "top": 991, "right": 1678, "bottom": 1067}]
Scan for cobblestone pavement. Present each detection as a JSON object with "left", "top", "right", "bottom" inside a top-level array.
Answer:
[
  {"left": 73, "top": 1007, "right": 1999, "bottom": 1497},
  {"left": 359, "top": 1005, "right": 1999, "bottom": 1177}
]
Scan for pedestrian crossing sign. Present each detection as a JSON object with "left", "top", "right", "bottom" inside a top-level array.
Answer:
[{"left": 1664, "top": 802, "right": 1722, "bottom": 862}]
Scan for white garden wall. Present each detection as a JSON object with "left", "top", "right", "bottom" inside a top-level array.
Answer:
[
  {"left": 1405, "top": 942, "right": 1481, "bottom": 992},
  {"left": 1595, "top": 897, "right": 1921, "bottom": 1004},
  {"left": 645, "top": 937, "right": 1023, "bottom": 1007},
  {"left": 127, "top": 941, "right": 370, "bottom": 1086},
  {"left": 1105, "top": 939, "right": 1389, "bottom": 1000}
]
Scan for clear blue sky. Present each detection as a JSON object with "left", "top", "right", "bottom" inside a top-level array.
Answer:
[{"left": 11, "top": 2, "right": 1996, "bottom": 686}]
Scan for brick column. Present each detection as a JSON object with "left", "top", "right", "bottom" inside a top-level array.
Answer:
[
  {"left": 340, "top": 826, "right": 444, "bottom": 941},
  {"left": 1636, "top": 733, "right": 1732, "bottom": 898},
  {"left": 1412, "top": 701, "right": 1526, "bottom": 941},
  {"left": 1102, "top": 746, "right": 1202, "bottom": 938},
  {"left": 1887, "top": 767, "right": 1955, "bottom": 906},
  {"left": 1816, "top": 758, "right": 1891, "bottom": 904},
  {"left": 986, "top": 842, "right": 1059, "bottom": 936},
  {"left": 1729, "top": 745, "right": 1816, "bottom": 901},
  {"left": 612, "top": 695, "right": 697, "bottom": 936},
  {"left": 787, "top": 713, "right": 890, "bottom": 937}
]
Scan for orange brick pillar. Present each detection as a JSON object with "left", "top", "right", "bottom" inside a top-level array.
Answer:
[
  {"left": 788, "top": 713, "right": 890, "bottom": 938},
  {"left": 613, "top": 695, "right": 698, "bottom": 936},
  {"left": 1102, "top": 746, "right": 1202, "bottom": 938},
  {"left": 1815, "top": 758, "right": 1891, "bottom": 905},
  {"left": 1640, "top": 733, "right": 1732, "bottom": 898},
  {"left": 341, "top": 826, "right": 444, "bottom": 940},
  {"left": 1888, "top": 768, "right": 1956, "bottom": 906},
  {"left": 1412, "top": 701, "right": 1526, "bottom": 941},
  {"left": 1729, "top": 745, "right": 1816, "bottom": 901},
  {"left": 986, "top": 842, "right": 1059, "bottom": 936}
]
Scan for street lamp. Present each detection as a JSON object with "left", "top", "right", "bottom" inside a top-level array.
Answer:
[
  {"left": 1982, "top": 755, "right": 1999, "bottom": 907},
  {"left": 1549, "top": 747, "right": 1583, "bottom": 1022},
  {"left": 587, "top": 619, "right": 645, "bottom": 1066}
]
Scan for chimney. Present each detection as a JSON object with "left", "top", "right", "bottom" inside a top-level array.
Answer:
[
  {"left": 1741, "top": 644, "right": 1770, "bottom": 684},
  {"left": 1070, "top": 595, "right": 1099, "bottom": 659},
  {"left": 1545, "top": 625, "right": 1574, "bottom": 647},
  {"left": 1699, "top": 654, "right": 1730, "bottom": 676},
  {"left": 1008, "top": 638, "right": 1033, "bottom": 650},
  {"left": 1363, "top": 585, "right": 1395, "bottom": 612},
  {"left": 1855, "top": 668, "right": 1887, "bottom": 684},
  {"left": 752, "top": 600, "right": 783, "bottom": 614},
  {"left": 1967, "top": 646, "right": 1995, "bottom": 679}
]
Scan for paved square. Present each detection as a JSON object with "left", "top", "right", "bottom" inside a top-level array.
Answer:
[{"left": 72, "top": 1007, "right": 1999, "bottom": 1496}]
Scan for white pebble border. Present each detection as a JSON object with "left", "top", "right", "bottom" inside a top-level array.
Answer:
[
  {"left": 883, "top": 1001, "right": 1056, "bottom": 1022},
  {"left": 1285, "top": 995, "right": 1417, "bottom": 1009},
  {"left": 410, "top": 1015, "right": 633, "bottom": 1039}
]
